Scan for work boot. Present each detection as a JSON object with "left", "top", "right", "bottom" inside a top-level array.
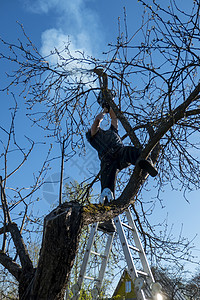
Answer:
[
  {"left": 98, "top": 219, "right": 116, "bottom": 233},
  {"left": 100, "top": 188, "right": 114, "bottom": 204},
  {"left": 138, "top": 158, "right": 158, "bottom": 177}
]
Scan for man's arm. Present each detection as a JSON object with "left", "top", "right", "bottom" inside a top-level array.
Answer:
[
  {"left": 109, "top": 108, "right": 118, "bottom": 130},
  {"left": 90, "top": 109, "right": 107, "bottom": 137}
]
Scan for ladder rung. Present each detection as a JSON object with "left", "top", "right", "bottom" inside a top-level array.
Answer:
[
  {"left": 128, "top": 244, "right": 140, "bottom": 253},
  {"left": 136, "top": 270, "right": 148, "bottom": 277},
  {"left": 121, "top": 222, "right": 134, "bottom": 231},
  {"left": 91, "top": 251, "right": 107, "bottom": 259},
  {"left": 84, "top": 275, "right": 100, "bottom": 281}
]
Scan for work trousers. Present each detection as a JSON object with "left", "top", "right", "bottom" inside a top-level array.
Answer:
[{"left": 100, "top": 146, "right": 141, "bottom": 196}]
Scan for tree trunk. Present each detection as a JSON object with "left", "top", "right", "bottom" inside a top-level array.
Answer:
[{"left": 19, "top": 201, "right": 83, "bottom": 300}]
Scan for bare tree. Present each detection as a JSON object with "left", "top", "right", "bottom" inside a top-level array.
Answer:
[{"left": 0, "top": 0, "right": 200, "bottom": 298}]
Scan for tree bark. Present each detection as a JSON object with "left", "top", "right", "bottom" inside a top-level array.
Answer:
[{"left": 19, "top": 201, "right": 83, "bottom": 300}]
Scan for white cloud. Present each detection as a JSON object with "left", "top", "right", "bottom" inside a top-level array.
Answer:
[
  {"left": 40, "top": 28, "right": 93, "bottom": 62},
  {"left": 40, "top": 28, "right": 97, "bottom": 87},
  {"left": 23, "top": 0, "right": 103, "bottom": 87},
  {"left": 24, "top": 0, "right": 103, "bottom": 58}
]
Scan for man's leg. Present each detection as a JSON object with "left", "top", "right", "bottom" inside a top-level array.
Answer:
[
  {"left": 117, "top": 146, "right": 158, "bottom": 177},
  {"left": 100, "top": 159, "right": 119, "bottom": 196},
  {"left": 117, "top": 146, "right": 141, "bottom": 169},
  {"left": 98, "top": 159, "right": 118, "bottom": 233}
]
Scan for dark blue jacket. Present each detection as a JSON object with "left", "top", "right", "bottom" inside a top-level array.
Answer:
[{"left": 86, "top": 125, "right": 123, "bottom": 160}]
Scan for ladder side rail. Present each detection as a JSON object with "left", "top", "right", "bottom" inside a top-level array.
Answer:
[
  {"left": 95, "top": 232, "right": 115, "bottom": 290},
  {"left": 114, "top": 216, "right": 138, "bottom": 278},
  {"left": 125, "top": 208, "right": 155, "bottom": 285},
  {"left": 77, "top": 222, "right": 99, "bottom": 288},
  {"left": 114, "top": 215, "right": 146, "bottom": 300}
]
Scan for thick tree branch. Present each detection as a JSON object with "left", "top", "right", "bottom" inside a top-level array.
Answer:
[
  {"left": 28, "top": 202, "right": 83, "bottom": 300},
  {"left": 105, "top": 83, "right": 200, "bottom": 210},
  {"left": 8, "top": 223, "right": 33, "bottom": 273},
  {"left": 0, "top": 252, "right": 22, "bottom": 281},
  {"left": 185, "top": 108, "right": 200, "bottom": 117},
  {"left": 142, "top": 82, "right": 200, "bottom": 157},
  {"left": 0, "top": 225, "right": 9, "bottom": 235}
]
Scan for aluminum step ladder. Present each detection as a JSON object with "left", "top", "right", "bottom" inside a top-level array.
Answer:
[
  {"left": 114, "top": 209, "right": 155, "bottom": 300},
  {"left": 70, "top": 189, "right": 161, "bottom": 300},
  {"left": 70, "top": 221, "right": 115, "bottom": 300}
]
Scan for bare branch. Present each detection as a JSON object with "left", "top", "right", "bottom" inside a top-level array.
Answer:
[
  {"left": 0, "top": 252, "right": 22, "bottom": 281},
  {"left": 8, "top": 223, "right": 33, "bottom": 273}
]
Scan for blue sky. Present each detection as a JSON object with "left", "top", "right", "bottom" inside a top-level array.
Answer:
[{"left": 0, "top": 0, "right": 199, "bottom": 281}]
